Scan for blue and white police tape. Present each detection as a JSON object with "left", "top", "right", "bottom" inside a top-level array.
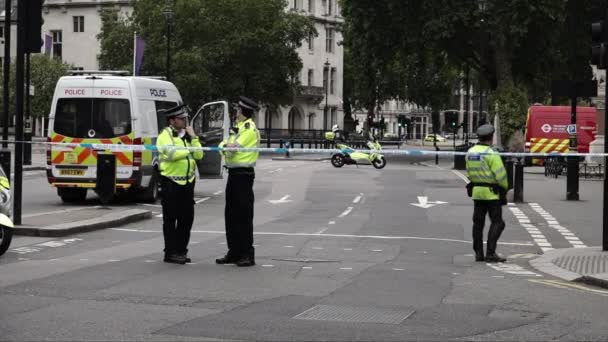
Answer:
[{"left": 3, "top": 140, "right": 608, "bottom": 158}]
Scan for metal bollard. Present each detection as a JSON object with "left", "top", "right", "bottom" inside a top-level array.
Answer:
[
  {"left": 285, "top": 141, "right": 290, "bottom": 158},
  {"left": 514, "top": 160, "right": 524, "bottom": 203}
]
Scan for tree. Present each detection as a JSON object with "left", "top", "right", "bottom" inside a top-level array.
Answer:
[
  {"left": 0, "top": 55, "right": 70, "bottom": 118},
  {"left": 97, "top": 9, "right": 134, "bottom": 72},
  {"left": 98, "top": 0, "right": 316, "bottom": 108}
]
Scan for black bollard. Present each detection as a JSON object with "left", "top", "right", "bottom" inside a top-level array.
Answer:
[
  {"left": 505, "top": 159, "right": 514, "bottom": 190},
  {"left": 285, "top": 141, "right": 290, "bottom": 158},
  {"left": 514, "top": 160, "right": 524, "bottom": 203}
]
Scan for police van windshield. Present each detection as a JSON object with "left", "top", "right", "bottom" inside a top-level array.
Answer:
[{"left": 54, "top": 98, "right": 131, "bottom": 138}]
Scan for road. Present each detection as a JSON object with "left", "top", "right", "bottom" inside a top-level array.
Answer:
[{"left": 1, "top": 155, "right": 607, "bottom": 341}]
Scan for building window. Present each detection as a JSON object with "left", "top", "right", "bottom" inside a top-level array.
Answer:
[
  {"left": 0, "top": 26, "right": 4, "bottom": 39},
  {"left": 322, "top": 0, "right": 327, "bottom": 15},
  {"left": 330, "top": 67, "right": 336, "bottom": 95},
  {"left": 308, "top": 69, "right": 314, "bottom": 86},
  {"left": 308, "top": 113, "right": 315, "bottom": 129},
  {"left": 325, "top": 28, "right": 334, "bottom": 53},
  {"left": 308, "top": 32, "right": 314, "bottom": 50},
  {"left": 328, "top": 0, "right": 333, "bottom": 16},
  {"left": 52, "top": 30, "right": 62, "bottom": 59},
  {"left": 308, "top": 0, "right": 315, "bottom": 13},
  {"left": 323, "top": 67, "right": 328, "bottom": 93},
  {"left": 73, "top": 16, "right": 84, "bottom": 33}
]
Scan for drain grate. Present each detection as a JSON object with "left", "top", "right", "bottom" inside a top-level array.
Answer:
[
  {"left": 553, "top": 255, "right": 608, "bottom": 275},
  {"left": 293, "top": 305, "right": 414, "bottom": 324}
]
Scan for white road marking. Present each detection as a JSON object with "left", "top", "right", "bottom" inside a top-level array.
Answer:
[
  {"left": 110, "top": 228, "right": 533, "bottom": 246},
  {"left": 372, "top": 249, "right": 383, "bottom": 252},
  {"left": 11, "top": 247, "right": 41, "bottom": 254},
  {"left": 343, "top": 248, "right": 353, "bottom": 251},
  {"left": 141, "top": 203, "right": 162, "bottom": 208},
  {"left": 528, "top": 203, "right": 587, "bottom": 248},
  {"left": 196, "top": 197, "right": 211, "bottom": 204},
  {"left": 338, "top": 207, "right": 353, "bottom": 218},
  {"left": 108, "top": 259, "right": 120, "bottom": 262},
  {"left": 302, "top": 266, "right": 313, "bottom": 270},
  {"left": 340, "top": 267, "right": 353, "bottom": 270},
  {"left": 315, "top": 227, "right": 328, "bottom": 235},
  {"left": 451, "top": 170, "right": 470, "bottom": 183},
  {"left": 268, "top": 168, "right": 283, "bottom": 174},
  {"left": 213, "top": 190, "right": 224, "bottom": 195},
  {"left": 487, "top": 263, "right": 542, "bottom": 277},
  {"left": 509, "top": 206, "right": 553, "bottom": 252},
  {"left": 269, "top": 195, "right": 292, "bottom": 204},
  {"left": 283, "top": 245, "right": 295, "bottom": 248},
  {"left": 328, "top": 221, "right": 336, "bottom": 225},
  {"left": 144, "top": 260, "right": 156, "bottom": 263},
  {"left": 312, "top": 247, "right": 324, "bottom": 250},
  {"left": 155, "top": 214, "right": 163, "bottom": 218},
  {"left": 36, "top": 241, "right": 65, "bottom": 248},
  {"left": 392, "top": 268, "right": 404, "bottom": 271},
  {"left": 353, "top": 195, "right": 362, "bottom": 204},
  {"left": 262, "top": 264, "right": 274, "bottom": 268},
  {"left": 18, "top": 258, "right": 30, "bottom": 261},
  {"left": 79, "top": 259, "right": 89, "bottom": 261}
]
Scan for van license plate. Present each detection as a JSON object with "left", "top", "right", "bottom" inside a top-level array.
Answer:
[{"left": 59, "top": 169, "right": 85, "bottom": 176}]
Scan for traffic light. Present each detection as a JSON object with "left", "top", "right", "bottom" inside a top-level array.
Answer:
[
  {"left": 592, "top": 19, "right": 607, "bottom": 69},
  {"left": 25, "top": 0, "right": 44, "bottom": 53}
]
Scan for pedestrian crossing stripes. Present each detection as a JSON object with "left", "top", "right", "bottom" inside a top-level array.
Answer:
[
  {"left": 508, "top": 206, "right": 554, "bottom": 252},
  {"left": 528, "top": 203, "right": 587, "bottom": 248}
]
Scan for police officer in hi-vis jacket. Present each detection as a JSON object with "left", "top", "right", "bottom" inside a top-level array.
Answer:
[
  {"left": 216, "top": 96, "right": 260, "bottom": 267},
  {"left": 156, "top": 104, "right": 204, "bottom": 264},
  {"left": 465, "top": 124, "right": 508, "bottom": 263}
]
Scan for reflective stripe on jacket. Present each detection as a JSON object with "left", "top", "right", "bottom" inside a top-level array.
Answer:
[
  {"left": 465, "top": 144, "right": 508, "bottom": 200},
  {"left": 219, "top": 118, "right": 259, "bottom": 169},
  {"left": 156, "top": 127, "right": 204, "bottom": 185}
]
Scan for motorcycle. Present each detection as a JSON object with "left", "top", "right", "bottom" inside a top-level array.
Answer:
[
  {"left": 0, "top": 164, "right": 12, "bottom": 256},
  {"left": 327, "top": 132, "right": 387, "bottom": 169}
]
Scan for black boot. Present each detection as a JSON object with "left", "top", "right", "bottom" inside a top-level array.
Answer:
[
  {"left": 475, "top": 252, "right": 485, "bottom": 262},
  {"left": 216, "top": 254, "right": 239, "bottom": 264},
  {"left": 164, "top": 254, "right": 187, "bottom": 265},
  {"left": 236, "top": 256, "right": 255, "bottom": 267},
  {"left": 485, "top": 253, "right": 506, "bottom": 263}
]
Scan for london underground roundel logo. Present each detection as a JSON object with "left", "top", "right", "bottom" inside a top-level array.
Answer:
[{"left": 541, "top": 124, "right": 552, "bottom": 133}]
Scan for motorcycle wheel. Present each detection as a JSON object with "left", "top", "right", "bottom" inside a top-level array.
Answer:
[
  {"left": 0, "top": 225, "right": 13, "bottom": 256},
  {"left": 372, "top": 156, "right": 387, "bottom": 169},
  {"left": 331, "top": 154, "right": 346, "bottom": 168}
]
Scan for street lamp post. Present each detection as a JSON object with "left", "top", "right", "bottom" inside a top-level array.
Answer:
[
  {"left": 163, "top": 0, "right": 174, "bottom": 81},
  {"left": 324, "top": 59, "right": 330, "bottom": 130}
]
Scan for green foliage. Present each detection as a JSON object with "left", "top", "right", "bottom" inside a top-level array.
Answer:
[
  {"left": 0, "top": 55, "right": 70, "bottom": 118},
  {"left": 98, "top": 0, "right": 316, "bottom": 107},
  {"left": 97, "top": 9, "right": 134, "bottom": 72},
  {"left": 490, "top": 84, "right": 529, "bottom": 145}
]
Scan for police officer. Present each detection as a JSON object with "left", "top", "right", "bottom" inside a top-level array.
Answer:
[
  {"left": 465, "top": 124, "right": 508, "bottom": 263},
  {"left": 156, "top": 105, "right": 204, "bottom": 264},
  {"left": 216, "top": 96, "right": 260, "bottom": 267}
]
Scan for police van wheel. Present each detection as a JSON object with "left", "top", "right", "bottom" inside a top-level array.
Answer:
[
  {"left": 372, "top": 156, "right": 386, "bottom": 169},
  {"left": 58, "top": 188, "right": 87, "bottom": 203},
  {"left": 331, "top": 154, "right": 345, "bottom": 168},
  {"left": 139, "top": 175, "right": 159, "bottom": 203}
]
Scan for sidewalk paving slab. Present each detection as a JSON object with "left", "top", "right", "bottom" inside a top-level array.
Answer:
[
  {"left": 14, "top": 207, "right": 152, "bottom": 237},
  {"left": 530, "top": 247, "right": 608, "bottom": 289}
]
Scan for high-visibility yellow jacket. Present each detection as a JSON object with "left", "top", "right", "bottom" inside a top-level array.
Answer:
[
  {"left": 156, "top": 127, "right": 204, "bottom": 185},
  {"left": 219, "top": 118, "right": 259, "bottom": 168},
  {"left": 465, "top": 144, "right": 508, "bottom": 200}
]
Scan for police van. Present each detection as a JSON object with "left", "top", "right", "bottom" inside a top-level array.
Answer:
[{"left": 47, "top": 71, "right": 230, "bottom": 203}]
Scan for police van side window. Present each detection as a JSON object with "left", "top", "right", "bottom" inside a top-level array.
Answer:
[
  {"left": 155, "top": 100, "right": 178, "bottom": 133},
  {"left": 54, "top": 98, "right": 132, "bottom": 138}
]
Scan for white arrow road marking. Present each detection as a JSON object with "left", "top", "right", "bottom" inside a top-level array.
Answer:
[
  {"left": 353, "top": 195, "right": 362, "bottom": 203},
  {"left": 269, "top": 195, "right": 292, "bottom": 204},
  {"left": 410, "top": 196, "right": 448, "bottom": 209}
]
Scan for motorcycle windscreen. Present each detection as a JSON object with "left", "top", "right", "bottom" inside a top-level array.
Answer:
[{"left": 192, "top": 101, "right": 230, "bottom": 179}]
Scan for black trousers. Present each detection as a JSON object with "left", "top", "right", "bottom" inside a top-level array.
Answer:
[
  {"left": 161, "top": 177, "right": 195, "bottom": 255},
  {"left": 224, "top": 169, "right": 255, "bottom": 258},
  {"left": 472, "top": 200, "right": 506, "bottom": 255}
]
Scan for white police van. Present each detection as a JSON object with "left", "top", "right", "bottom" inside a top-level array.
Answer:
[{"left": 47, "top": 71, "right": 229, "bottom": 203}]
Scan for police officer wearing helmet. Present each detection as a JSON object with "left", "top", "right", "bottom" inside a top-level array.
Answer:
[
  {"left": 216, "top": 96, "right": 260, "bottom": 267},
  {"left": 465, "top": 124, "right": 508, "bottom": 263},
  {"left": 156, "top": 104, "right": 204, "bottom": 264}
]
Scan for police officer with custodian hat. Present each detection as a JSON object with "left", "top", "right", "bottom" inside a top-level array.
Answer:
[
  {"left": 465, "top": 124, "right": 508, "bottom": 263},
  {"left": 156, "top": 104, "right": 204, "bottom": 264},
  {"left": 216, "top": 96, "right": 260, "bottom": 267}
]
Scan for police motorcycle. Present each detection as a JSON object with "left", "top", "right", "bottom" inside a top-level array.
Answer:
[
  {"left": 0, "top": 164, "right": 13, "bottom": 256},
  {"left": 326, "top": 125, "right": 387, "bottom": 169}
]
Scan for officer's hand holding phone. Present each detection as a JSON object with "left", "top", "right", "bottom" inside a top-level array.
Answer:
[{"left": 185, "top": 126, "right": 196, "bottom": 138}]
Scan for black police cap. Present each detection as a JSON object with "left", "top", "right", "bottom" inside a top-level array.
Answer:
[
  {"left": 160, "top": 104, "right": 189, "bottom": 119},
  {"left": 238, "top": 96, "right": 259, "bottom": 111}
]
